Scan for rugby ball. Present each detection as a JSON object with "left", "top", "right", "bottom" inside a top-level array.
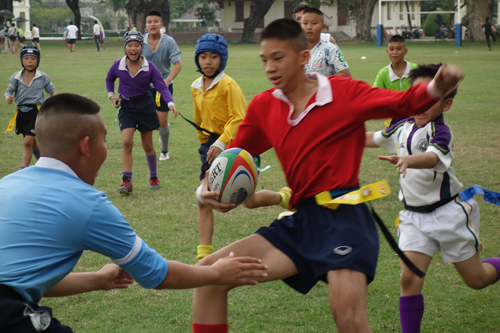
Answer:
[{"left": 208, "top": 148, "right": 258, "bottom": 205}]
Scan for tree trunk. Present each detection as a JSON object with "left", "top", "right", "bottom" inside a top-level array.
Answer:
[
  {"left": 241, "top": 0, "right": 275, "bottom": 42},
  {"left": 126, "top": 0, "right": 170, "bottom": 33},
  {"left": 65, "top": 0, "right": 82, "bottom": 40},
  {"left": 462, "top": 0, "right": 494, "bottom": 41},
  {"left": 348, "top": 0, "right": 377, "bottom": 40}
]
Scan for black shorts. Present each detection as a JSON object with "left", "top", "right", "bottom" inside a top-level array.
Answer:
[
  {"left": 32, "top": 37, "right": 40, "bottom": 43},
  {"left": 255, "top": 203, "right": 379, "bottom": 294},
  {"left": 118, "top": 94, "right": 160, "bottom": 133},
  {"left": 68, "top": 39, "right": 75, "bottom": 44},
  {"left": 18, "top": 37, "right": 25, "bottom": 42},
  {"left": 9, "top": 35, "right": 16, "bottom": 42},
  {"left": 15, "top": 107, "right": 38, "bottom": 137},
  {"left": 150, "top": 85, "right": 174, "bottom": 112},
  {"left": 0, "top": 291, "right": 73, "bottom": 333},
  {"left": 198, "top": 135, "right": 219, "bottom": 181}
]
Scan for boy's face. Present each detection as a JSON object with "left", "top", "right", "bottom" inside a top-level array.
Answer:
[
  {"left": 198, "top": 51, "right": 221, "bottom": 76},
  {"left": 411, "top": 76, "right": 452, "bottom": 127},
  {"left": 146, "top": 15, "right": 163, "bottom": 35},
  {"left": 22, "top": 55, "right": 38, "bottom": 71},
  {"left": 126, "top": 41, "right": 142, "bottom": 61},
  {"left": 301, "top": 13, "right": 325, "bottom": 43},
  {"left": 260, "top": 38, "right": 309, "bottom": 91},
  {"left": 386, "top": 42, "right": 407, "bottom": 64}
]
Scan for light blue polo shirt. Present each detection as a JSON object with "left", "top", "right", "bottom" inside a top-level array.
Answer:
[
  {"left": 142, "top": 33, "right": 181, "bottom": 80},
  {"left": 5, "top": 69, "right": 56, "bottom": 112}
]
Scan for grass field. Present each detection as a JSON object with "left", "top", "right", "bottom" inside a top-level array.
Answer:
[{"left": 1, "top": 38, "right": 499, "bottom": 332}]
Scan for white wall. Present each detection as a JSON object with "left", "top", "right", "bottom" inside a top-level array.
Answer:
[{"left": 13, "top": 0, "right": 32, "bottom": 38}]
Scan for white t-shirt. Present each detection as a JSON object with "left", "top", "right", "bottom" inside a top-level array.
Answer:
[
  {"left": 321, "top": 33, "right": 331, "bottom": 43},
  {"left": 93, "top": 24, "right": 100, "bottom": 35},
  {"left": 66, "top": 25, "right": 78, "bottom": 39},
  {"left": 32, "top": 26, "right": 40, "bottom": 38}
]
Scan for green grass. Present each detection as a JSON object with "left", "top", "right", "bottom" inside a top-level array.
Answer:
[{"left": 1, "top": 39, "right": 499, "bottom": 332}]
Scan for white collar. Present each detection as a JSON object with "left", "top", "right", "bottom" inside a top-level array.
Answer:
[
  {"left": 388, "top": 60, "right": 411, "bottom": 82},
  {"left": 143, "top": 32, "right": 164, "bottom": 47},
  {"left": 35, "top": 157, "right": 79, "bottom": 178},
  {"left": 118, "top": 56, "right": 149, "bottom": 78},
  {"left": 271, "top": 73, "right": 332, "bottom": 126},
  {"left": 14, "top": 69, "right": 42, "bottom": 85},
  {"left": 191, "top": 71, "right": 225, "bottom": 93}
]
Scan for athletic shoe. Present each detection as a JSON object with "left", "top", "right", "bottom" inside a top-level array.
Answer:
[
  {"left": 278, "top": 187, "right": 292, "bottom": 209},
  {"left": 149, "top": 177, "right": 160, "bottom": 190},
  {"left": 159, "top": 152, "right": 170, "bottom": 161},
  {"left": 118, "top": 179, "right": 133, "bottom": 195}
]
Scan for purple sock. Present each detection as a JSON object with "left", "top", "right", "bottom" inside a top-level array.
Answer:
[
  {"left": 482, "top": 258, "right": 500, "bottom": 282},
  {"left": 122, "top": 170, "right": 133, "bottom": 183},
  {"left": 399, "top": 294, "right": 424, "bottom": 333},
  {"left": 146, "top": 153, "right": 157, "bottom": 179}
]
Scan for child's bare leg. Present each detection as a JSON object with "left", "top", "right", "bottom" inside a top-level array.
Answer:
[
  {"left": 454, "top": 252, "right": 499, "bottom": 289},
  {"left": 197, "top": 202, "right": 214, "bottom": 260},
  {"left": 140, "top": 131, "right": 155, "bottom": 156},
  {"left": 21, "top": 135, "right": 36, "bottom": 167},
  {"left": 244, "top": 190, "right": 281, "bottom": 209},
  {"left": 399, "top": 251, "right": 432, "bottom": 333},
  {"left": 121, "top": 128, "right": 135, "bottom": 171},
  {"left": 193, "top": 234, "right": 297, "bottom": 325},
  {"left": 328, "top": 269, "right": 372, "bottom": 333}
]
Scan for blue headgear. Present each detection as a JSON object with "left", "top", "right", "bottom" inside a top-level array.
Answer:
[
  {"left": 194, "top": 34, "right": 228, "bottom": 78},
  {"left": 20, "top": 46, "right": 40, "bottom": 70},
  {"left": 123, "top": 31, "right": 143, "bottom": 58}
]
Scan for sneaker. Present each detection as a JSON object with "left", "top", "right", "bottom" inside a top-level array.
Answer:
[
  {"left": 278, "top": 187, "right": 292, "bottom": 209},
  {"left": 118, "top": 179, "right": 133, "bottom": 195},
  {"left": 149, "top": 177, "right": 160, "bottom": 190},
  {"left": 159, "top": 152, "right": 170, "bottom": 161}
]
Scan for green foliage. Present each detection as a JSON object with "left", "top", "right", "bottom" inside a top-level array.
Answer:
[
  {"left": 100, "top": 17, "right": 112, "bottom": 30},
  {"left": 194, "top": 1, "right": 217, "bottom": 27},
  {"left": 423, "top": 8, "right": 450, "bottom": 37},
  {"left": 30, "top": 8, "right": 74, "bottom": 32},
  {"left": 170, "top": 0, "right": 199, "bottom": 18}
]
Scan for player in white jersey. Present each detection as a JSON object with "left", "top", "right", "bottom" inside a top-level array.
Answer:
[{"left": 365, "top": 63, "right": 500, "bottom": 333}]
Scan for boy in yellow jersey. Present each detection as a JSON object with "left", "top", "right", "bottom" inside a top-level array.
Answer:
[{"left": 192, "top": 34, "right": 290, "bottom": 261}]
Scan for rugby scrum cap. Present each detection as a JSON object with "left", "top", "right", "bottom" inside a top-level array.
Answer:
[
  {"left": 123, "top": 31, "right": 143, "bottom": 55},
  {"left": 195, "top": 34, "right": 228, "bottom": 76},
  {"left": 20, "top": 46, "right": 41, "bottom": 69}
]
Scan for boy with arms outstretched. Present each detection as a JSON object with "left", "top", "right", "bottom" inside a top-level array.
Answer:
[
  {"left": 366, "top": 64, "right": 500, "bottom": 333},
  {"left": 0, "top": 93, "right": 268, "bottom": 332},
  {"left": 4, "top": 46, "right": 56, "bottom": 169},
  {"left": 106, "top": 31, "right": 178, "bottom": 194},
  {"left": 192, "top": 19, "right": 464, "bottom": 333}
]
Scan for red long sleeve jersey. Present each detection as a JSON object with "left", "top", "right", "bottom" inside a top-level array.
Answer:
[{"left": 229, "top": 74, "right": 436, "bottom": 209}]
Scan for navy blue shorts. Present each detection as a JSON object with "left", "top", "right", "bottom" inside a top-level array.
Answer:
[
  {"left": 118, "top": 94, "right": 159, "bottom": 133},
  {"left": 255, "top": 203, "right": 379, "bottom": 294},
  {"left": 198, "top": 135, "right": 218, "bottom": 181},
  {"left": 150, "top": 85, "right": 173, "bottom": 112}
]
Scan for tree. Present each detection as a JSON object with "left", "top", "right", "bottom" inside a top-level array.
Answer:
[
  {"left": 125, "top": 0, "right": 171, "bottom": 33},
  {"left": 461, "top": 0, "right": 495, "bottom": 41},
  {"left": 65, "top": 0, "right": 82, "bottom": 39},
  {"left": 0, "top": 0, "right": 12, "bottom": 13},
  {"left": 344, "top": 0, "right": 378, "bottom": 40},
  {"left": 241, "top": 0, "right": 275, "bottom": 42},
  {"left": 195, "top": 1, "right": 217, "bottom": 27}
]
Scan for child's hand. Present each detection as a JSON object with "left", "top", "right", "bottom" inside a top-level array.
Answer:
[
  {"left": 207, "top": 146, "right": 222, "bottom": 164},
  {"left": 110, "top": 96, "right": 121, "bottom": 109},
  {"left": 212, "top": 252, "right": 268, "bottom": 286},
  {"left": 199, "top": 172, "right": 236, "bottom": 213},
  {"left": 433, "top": 64, "right": 464, "bottom": 97},
  {"left": 95, "top": 264, "right": 134, "bottom": 290},
  {"left": 169, "top": 104, "right": 178, "bottom": 118},
  {"left": 378, "top": 155, "right": 409, "bottom": 178},
  {"left": 5, "top": 95, "right": 14, "bottom": 104}
]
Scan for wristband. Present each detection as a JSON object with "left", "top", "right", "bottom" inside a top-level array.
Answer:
[
  {"left": 210, "top": 140, "right": 226, "bottom": 152},
  {"left": 108, "top": 92, "right": 115, "bottom": 98},
  {"left": 196, "top": 185, "right": 206, "bottom": 205}
]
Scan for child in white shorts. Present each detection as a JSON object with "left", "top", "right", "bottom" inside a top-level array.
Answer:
[{"left": 365, "top": 63, "right": 500, "bottom": 333}]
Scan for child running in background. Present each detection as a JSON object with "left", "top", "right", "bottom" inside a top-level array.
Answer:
[
  {"left": 4, "top": 46, "right": 56, "bottom": 170},
  {"left": 106, "top": 31, "right": 177, "bottom": 194},
  {"left": 365, "top": 63, "right": 500, "bottom": 333},
  {"left": 373, "top": 34, "right": 417, "bottom": 127},
  {"left": 191, "top": 34, "right": 290, "bottom": 262},
  {"left": 301, "top": 8, "right": 351, "bottom": 77}
]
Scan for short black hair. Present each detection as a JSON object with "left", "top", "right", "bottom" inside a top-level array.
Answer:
[
  {"left": 39, "top": 93, "right": 100, "bottom": 117},
  {"left": 33, "top": 24, "right": 37, "bottom": 27},
  {"left": 302, "top": 7, "right": 324, "bottom": 24},
  {"left": 11, "top": 23, "right": 15, "bottom": 27},
  {"left": 388, "top": 34, "right": 406, "bottom": 45},
  {"left": 69, "top": 21, "right": 73, "bottom": 25},
  {"left": 409, "top": 63, "right": 458, "bottom": 99},
  {"left": 94, "top": 20, "right": 98, "bottom": 24},
  {"left": 147, "top": 10, "right": 162, "bottom": 18},
  {"left": 294, "top": 4, "right": 310, "bottom": 15},
  {"left": 261, "top": 18, "right": 308, "bottom": 51}
]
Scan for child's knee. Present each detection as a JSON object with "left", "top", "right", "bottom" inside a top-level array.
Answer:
[
  {"left": 23, "top": 136, "right": 35, "bottom": 149},
  {"left": 400, "top": 270, "right": 420, "bottom": 291},
  {"left": 122, "top": 139, "right": 133, "bottom": 150}
]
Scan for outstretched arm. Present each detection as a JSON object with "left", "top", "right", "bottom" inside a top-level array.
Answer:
[
  {"left": 365, "top": 132, "right": 379, "bottom": 148},
  {"left": 44, "top": 264, "right": 133, "bottom": 297},
  {"left": 378, "top": 152, "right": 439, "bottom": 178}
]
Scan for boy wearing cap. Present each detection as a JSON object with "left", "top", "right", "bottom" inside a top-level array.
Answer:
[
  {"left": 4, "top": 45, "right": 56, "bottom": 169},
  {"left": 105, "top": 31, "right": 177, "bottom": 194}
]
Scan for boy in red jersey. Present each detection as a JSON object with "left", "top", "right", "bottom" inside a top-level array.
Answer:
[{"left": 191, "top": 19, "right": 464, "bottom": 333}]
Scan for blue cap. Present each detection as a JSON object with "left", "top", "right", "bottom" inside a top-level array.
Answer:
[
  {"left": 195, "top": 34, "right": 228, "bottom": 75},
  {"left": 20, "top": 46, "right": 40, "bottom": 69}
]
